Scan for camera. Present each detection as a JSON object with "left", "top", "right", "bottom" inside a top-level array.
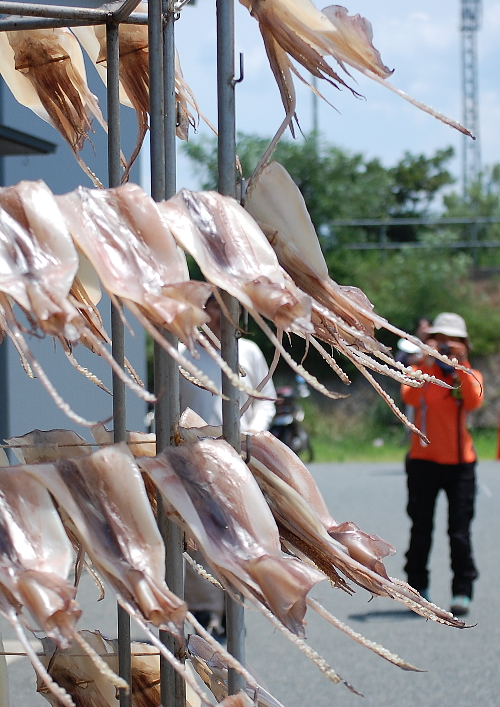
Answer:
[{"left": 438, "top": 344, "right": 451, "bottom": 356}]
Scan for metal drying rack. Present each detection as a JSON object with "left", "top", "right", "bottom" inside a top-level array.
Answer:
[{"left": 0, "top": 0, "right": 245, "bottom": 704}]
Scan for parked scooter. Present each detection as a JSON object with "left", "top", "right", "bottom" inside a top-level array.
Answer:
[{"left": 270, "top": 375, "right": 314, "bottom": 462}]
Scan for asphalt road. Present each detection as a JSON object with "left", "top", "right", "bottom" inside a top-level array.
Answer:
[{"left": 3, "top": 458, "right": 500, "bottom": 706}]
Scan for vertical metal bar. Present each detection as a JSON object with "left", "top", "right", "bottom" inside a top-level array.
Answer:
[
  {"left": 163, "top": 11, "right": 184, "bottom": 707},
  {"left": 217, "top": 0, "right": 246, "bottom": 693},
  {"left": 164, "top": 2, "right": 177, "bottom": 201},
  {"left": 149, "top": 2, "right": 184, "bottom": 705},
  {"left": 107, "top": 20, "right": 131, "bottom": 707},
  {"left": 149, "top": 0, "right": 165, "bottom": 203},
  {"left": 0, "top": 84, "right": 8, "bottom": 452}
]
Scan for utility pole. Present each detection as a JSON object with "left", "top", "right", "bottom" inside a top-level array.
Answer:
[{"left": 461, "top": 0, "right": 481, "bottom": 197}]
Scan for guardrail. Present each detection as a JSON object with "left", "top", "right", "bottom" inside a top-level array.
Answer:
[{"left": 328, "top": 216, "right": 500, "bottom": 252}]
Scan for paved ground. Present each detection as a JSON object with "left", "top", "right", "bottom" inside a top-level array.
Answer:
[{"left": 2, "top": 458, "right": 500, "bottom": 705}]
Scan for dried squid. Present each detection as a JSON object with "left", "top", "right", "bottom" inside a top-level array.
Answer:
[
  {"left": 56, "top": 182, "right": 268, "bottom": 400},
  {"left": 22, "top": 444, "right": 240, "bottom": 706},
  {"left": 242, "top": 430, "right": 466, "bottom": 628},
  {"left": 0, "top": 28, "right": 106, "bottom": 186},
  {"left": 37, "top": 631, "right": 183, "bottom": 707},
  {"left": 0, "top": 466, "right": 127, "bottom": 707},
  {"left": 238, "top": 1, "right": 473, "bottom": 178},
  {"left": 245, "top": 161, "right": 475, "bottom": 434},
  {"left": 188, "top": 634, "right": 288, "bottom": 707},
  {"left": 137, "top": 438, "right": 325, "bottom": 636},
  {"left": 6, "top": 428, "right": 91, "bottom": 464},
  {"left": 73, "top": 3, "right": 200, "bottom": 181},
  {"left": 175, "top": 414, "right": 445, "bottom": 675},
  {"left": 38, "top": 631, "right": 250, "bottom": 707},
  {"left": 0, "top": 180, "right": 153, "bottom": 426},
  {"left": 160, "top": 188, "right": 343, "bottom": 400}
]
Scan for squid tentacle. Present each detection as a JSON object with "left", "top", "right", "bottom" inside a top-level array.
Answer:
[
  {"left": 254, "top": 598, "right": 361, "bottom": 695},
  {"left": 196, "top": 332, "right": 273, "bottom": 400},
  {"left": 71, "top": 629, "right": 129, "bottom": 691},
  {"left": 63, "top": 349, "right": 112, "bottom": 394},
  {"left": 250, "top": 309, "right": 345, "bottom": 400},
  {"left": 83, "top": 327, "right": 156, "bottom": 402},
  {"left": 9, "top": 615, "right": 75, "bottom": 707},
  {"left": 307, "top": 597, "right": 423, "bottom": 672},
  {"left": 125, "top": 301, "right": 221, "bottom": 397},
  {"left": 0, "top": 295, "right": 98, "bottom": 427}
]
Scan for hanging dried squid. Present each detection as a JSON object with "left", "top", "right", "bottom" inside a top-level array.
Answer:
[
  {"left": 0, "top": 27, "right": 106, "bottom": 186},
  {"left": 137, "top": 438, "right": 325, "bottom": 637},
  {"left": 176, "top": 415, "right": 463, "bottom": 669},
  {"left": 238, "top": 1, "right": 473, "bottom": 179},
  {"left": 73, "top": 3, "right": 201, "bottom": 181},
  {"left": 243, "top": 430, "right": 466, "bottom": 627},
  {"left": 37, "top": 631, "right": 184, "bottom": 707},
  {"left": 0, "top": 180, "right": 154, "bottom": 426},
  {"left": 245, "top": 160, "right": 476, "bottom": 435},
  {"left": 159, "top": 188, "right": 344, "bottom": 400},
  {"left": 0, "top": 464, "right": 130, "bottom": 707},
  {"left": 56, "top": 182, "right": 269, "bottom": 401}
]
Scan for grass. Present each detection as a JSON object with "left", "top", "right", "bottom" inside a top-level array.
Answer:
[{"left": 301, "top": 400, "right": 499, "bottom": 463}]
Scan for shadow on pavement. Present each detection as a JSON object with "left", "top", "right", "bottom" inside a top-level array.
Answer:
[{"left": 348, "top": 609, "right": 423, "bottom": 622}]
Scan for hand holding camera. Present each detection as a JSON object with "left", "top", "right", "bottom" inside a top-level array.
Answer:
[{"left": 425, "top": 337, "right": 468, "bottom": 365}]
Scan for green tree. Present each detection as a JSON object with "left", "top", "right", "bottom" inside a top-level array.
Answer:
[
  {"left": 444, "top": 164, "right": 500, "bottom": 218},
  {"left": 389, "top": 148, "right": 455, "bottom": 216}
]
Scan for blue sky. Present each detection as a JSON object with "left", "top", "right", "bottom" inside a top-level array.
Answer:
[{"left": 170, "top": 0, "right": 500, "bottom": 196}]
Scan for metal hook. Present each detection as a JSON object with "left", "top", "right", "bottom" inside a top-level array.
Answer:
[
  {"left": 232, "top": 53, "right": 244, "bottom": 87},
  {"left": 244, "top": 434, "right": 252, "bottom": 464}
]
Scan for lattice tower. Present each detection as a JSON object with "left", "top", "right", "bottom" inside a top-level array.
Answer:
[{"left": 461, "top": 0, "right": 481, "bottom": 196}]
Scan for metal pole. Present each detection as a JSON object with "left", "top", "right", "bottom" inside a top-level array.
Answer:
[
  {"left": 217, "top": 0, "right": 246, "bottom": 693},
  {"left": 0, "top": 84, "right": 8, "bottom": 453},
  {"left": 0, "top": 1, "right": 147, "bottom": 30},
  {"left": 149, "top": 2, "right": 184, "bottom": 705},
  {"left": 106, "top": 22, "right": 131, "bottom": 707}
]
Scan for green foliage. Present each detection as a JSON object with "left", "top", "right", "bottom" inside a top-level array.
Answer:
[
  {"left": 444, "top": 164, "right": 500, "bottom": 218},
  {"left": 389, "top": 147, "right": 455, "bottom": 216}
]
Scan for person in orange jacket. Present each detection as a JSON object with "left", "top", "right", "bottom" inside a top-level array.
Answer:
[{"left": 401, "top": 312, "right": 483, "bottom": 617}]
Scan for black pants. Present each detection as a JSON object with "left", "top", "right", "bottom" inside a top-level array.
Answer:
[{"left": 404, "top": 457, "right": 478, "bottom": 598}]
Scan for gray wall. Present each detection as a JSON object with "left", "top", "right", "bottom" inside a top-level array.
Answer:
[{"left": 1, "top": 1, "right": 148, "bottom": 443}]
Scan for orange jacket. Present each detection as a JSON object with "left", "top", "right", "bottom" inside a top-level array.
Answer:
[{"left": 401, "top": 361, "right": 483, "bottom": 465}]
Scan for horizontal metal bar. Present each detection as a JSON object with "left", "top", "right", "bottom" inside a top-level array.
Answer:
[
  {"left": 0, "top": 1, "right": 110, "bottom": 19},
  {"left": 0, "top": 17, "right": 91, "bottom": 28},
  {"left": 0, "top": 1, "right": 147, "bottom": 28},
  {"left": 341, "top": 240, "right": 500, "bottom": 250},
  {"left": 331, "top": 217, "right": 500, "bottom": 227}
]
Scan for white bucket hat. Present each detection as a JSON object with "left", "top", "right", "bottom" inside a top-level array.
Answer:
[{"left": 427, "top": 312, "right": 468, "bottom": 339}]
